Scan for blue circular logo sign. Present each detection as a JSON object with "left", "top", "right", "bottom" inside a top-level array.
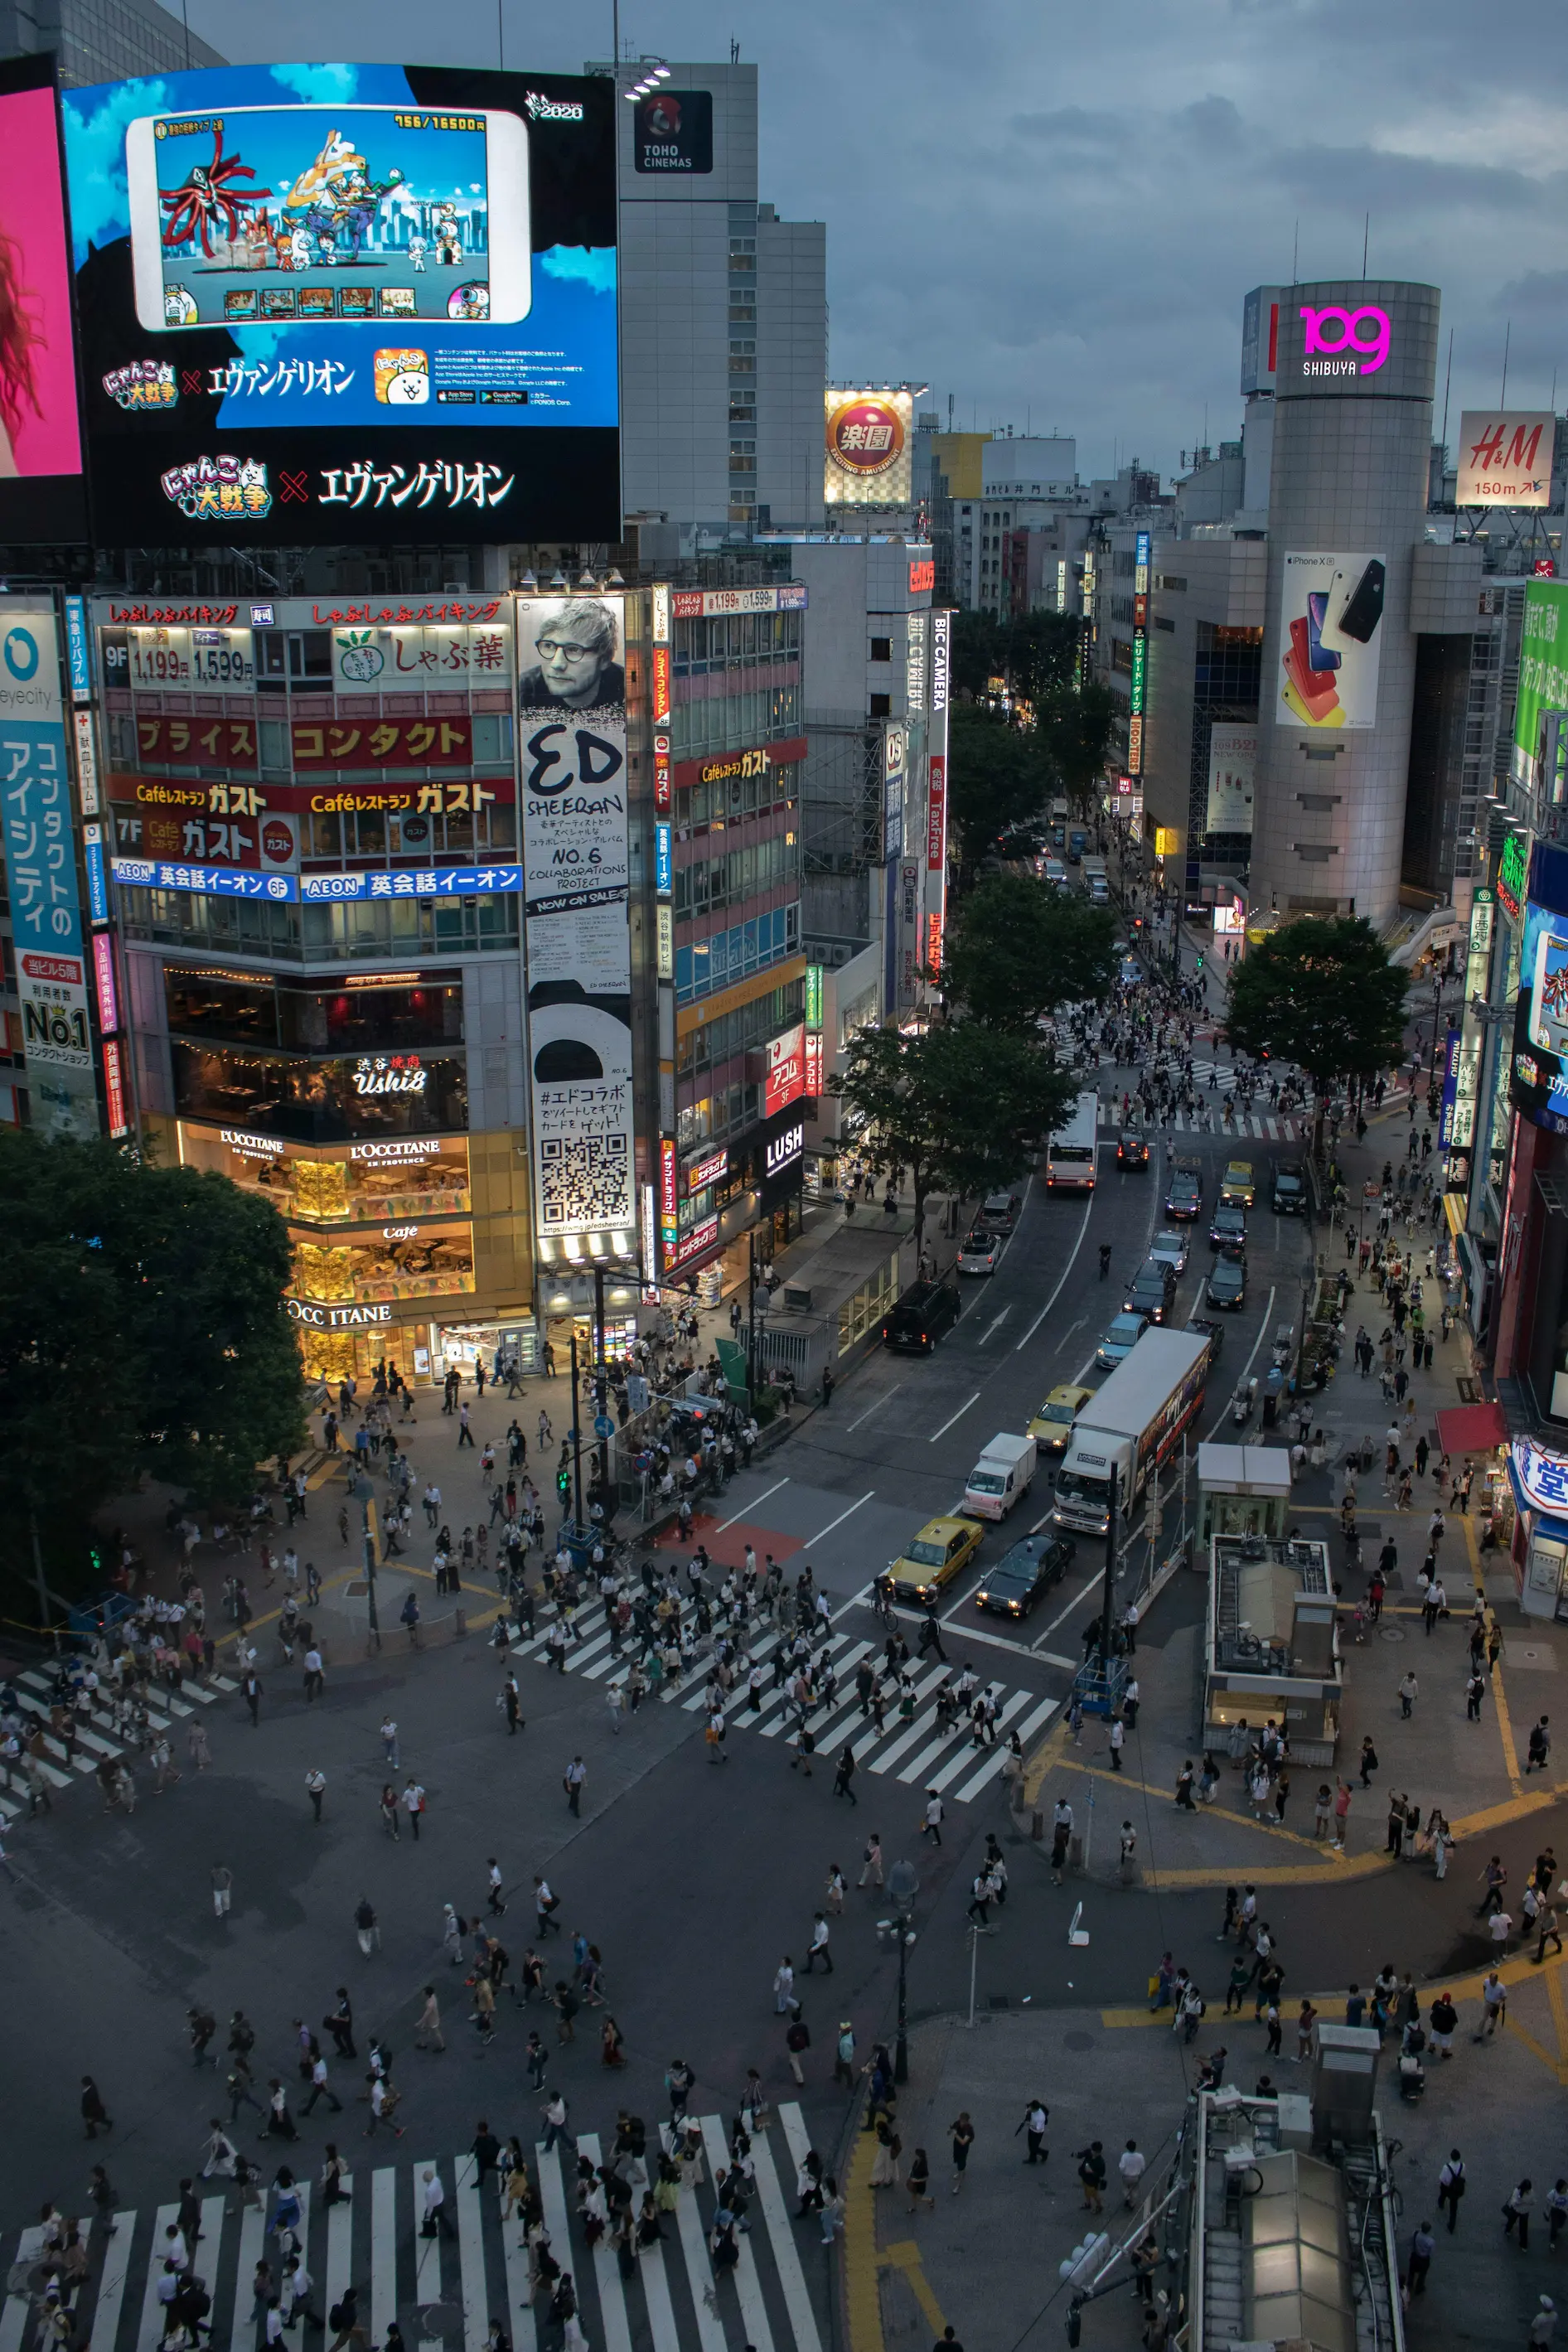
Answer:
[{"left": 3, "top": 627, "right": 39, "bottom": 680}]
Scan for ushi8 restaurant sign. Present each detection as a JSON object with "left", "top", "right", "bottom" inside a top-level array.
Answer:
[
  {"left": 516, "top": 593, "right": 636, "bottom": 1248},
  {"left": 0, "top": 598, "right": 99, "bottom": 1137}
]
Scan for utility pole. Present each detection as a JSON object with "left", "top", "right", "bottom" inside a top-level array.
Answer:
[
  {"left": 1098, "top": 1480, "right": 1119, "bottom": 1668},
  {"left": 569, "top": 1331, "right": 586, "bottom": 1540},
  {"left": 593, "top": 1264, "right": 611, "bottom": 1502}
]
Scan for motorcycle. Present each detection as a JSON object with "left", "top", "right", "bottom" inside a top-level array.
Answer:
[{"left": 1230, "top": 1377, "right": 1257, "bottom": 1427}]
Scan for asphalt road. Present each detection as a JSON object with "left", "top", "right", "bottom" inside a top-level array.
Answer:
[{"left": 0, "top": 1100, "right": 1338, "bottom": 2227}]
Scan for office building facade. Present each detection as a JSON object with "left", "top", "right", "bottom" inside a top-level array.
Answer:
[{"left": 609, "top": 62, "right": 826, "bottom": 537}]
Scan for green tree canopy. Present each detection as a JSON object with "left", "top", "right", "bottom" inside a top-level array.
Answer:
[
  {"left": 1224, "top": 916, "right": 1409, "bottom": 1144},
  {"left": 942, "top": 874, "right": 1118, "bottom": 1033},
  {"left": 0, "top": 1131, "right": 306, "bottom": 1605},
  {"left": 1036, "top": 676, "right": 1117, "bottom": 807},
  {"left": 951, "top": 610, "right": 1081, "bottom": 711},
  {"left": 946, "top": 705, "right": 1054, "bottom": 866},
  {"left": 831, "top": 1022, "right": 1074, "bottom": 1252}
]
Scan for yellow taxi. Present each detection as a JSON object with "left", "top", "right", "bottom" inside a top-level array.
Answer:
[
  {"left": 1219, "top": 1159, "right": 1256, "bottom": 1208},
  {"left": 886, "top": 1515, "right": 984, "bottom": 1605},
  {"left": 1028, "top": 1382, "right": 1096, "bottom": 1454}
]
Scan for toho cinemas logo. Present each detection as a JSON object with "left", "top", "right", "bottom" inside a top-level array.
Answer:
[{"left": 1300, "top": 304, "right": 1391, "bottom": 377}]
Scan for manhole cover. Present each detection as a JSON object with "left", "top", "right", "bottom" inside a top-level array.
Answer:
[
  {"left": 1063, "top": 2030, "right": 1096, "bottom": 2050},
  {"left": 1379, "top": 1626, "right": 1406, "bottom": 1643},
  {"left": 345, "top": 1579, "right": 369, "bottom": 1596}
]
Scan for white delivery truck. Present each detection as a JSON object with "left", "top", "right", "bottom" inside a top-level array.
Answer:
[
  {"left": 962, "top": 1432, "right": 1038, "bottom": 1522},
  {"left": 1051, "top": 1328, "right": 1211, "bottom": 1537}
]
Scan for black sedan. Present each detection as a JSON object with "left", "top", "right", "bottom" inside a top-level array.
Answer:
[
  {"left": 975, "top": 1533, "right": 1077, "bottom": 1619},
  {"left": 1207, "top": 1256, "right": 1247, "bottom": 1311},
  {"left": 1117, "top": 1133, "right": 1150, "bottom": 1169},
  {"left": 1165, "top": 1171, "right": 1203, "bottom": 1220}
]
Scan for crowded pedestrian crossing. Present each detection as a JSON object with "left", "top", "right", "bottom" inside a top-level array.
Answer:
[
  {"left": 501, "top": 1611, "right": 1056, "bottom": 1807},
  {"left": 1111, "top": 1108, "right": 1301, "bottom": 1140},
  {"left": 0, "top": 1667, "right": 235, "bottom": 1824},
  {"left": 0, "top": 2117, "right": 830, "bottom": 2352}
]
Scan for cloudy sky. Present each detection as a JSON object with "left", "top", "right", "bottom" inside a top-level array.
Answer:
[{"left": 188, "top": 0, "right": 1566, "bottom": 486}]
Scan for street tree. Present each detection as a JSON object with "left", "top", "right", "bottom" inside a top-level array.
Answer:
[
  {"left": 1223, "top": 916, "right": 1408, "bottom": 1151},
  {"left": 946, "top": 705, "right": 1054, "bottom": 868},
  {"left": 942, "top": 874, "right": 1118, "bottom": 1033},
  {"left": 831, "top": 1021, "right": 1074, "bottom": 1255},
  {"left": 1035, "top": 676, "right": 1117, "bottom": 806},
  {"left": 0, "top": 1132, "right": 306, "bottom": 1613}
]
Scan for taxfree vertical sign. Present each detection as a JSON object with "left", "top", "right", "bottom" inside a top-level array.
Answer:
[{"left": 0, "top": 597, "right": 99, "bottom": 1136}]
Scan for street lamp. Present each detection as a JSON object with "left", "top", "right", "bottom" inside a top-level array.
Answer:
[{"left": 888, "top": 1858, "right": 919, "bottom": 2083}]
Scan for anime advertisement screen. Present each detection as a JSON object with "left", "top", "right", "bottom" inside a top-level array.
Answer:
[
  {"left": 63, "top": 62, "right": 618, "bottom": 544},
  {"left": 0, "top": 57, "right": 88, "bottom": 542}
]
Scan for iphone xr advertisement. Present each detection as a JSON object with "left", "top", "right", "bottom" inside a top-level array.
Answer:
[
  {"left": 0, "top": 56, "right": 88, "bottom": 541},
  {"left": 1277, "top": 550, "right": 1387, "bottom": 730},
  {"left": 61, "top": 61, "right": 618, "bottom": 544}
]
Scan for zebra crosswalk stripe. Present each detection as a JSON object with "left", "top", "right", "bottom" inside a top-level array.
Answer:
[
  {"left": 132, "top": 2206, "right": 175, "bottom": 2352},
  {"left": 4, "top": 2122, "right": 835, "bottom": 2352},
  {"left": 87, "top": 2216, "right": 135, "bottom": 2352},
  {"left": 697, "top": 2117, "right": 775, "bottom": 2352},
  {"left": 2, "top": 2228, "right": 47, "bottom": 2352},
  {"left": 228, "top": 2200, "right": 264, "bottom": 2352},
  {"left": 504, "top": 1604, "right": 1050, "bottom": 1808},
  {"left": 370, "top": 2166, "right": 396, "bottom": 2349},
  {"left": 452, "top": 2158, "right": 487, "bottom": 2352},
  {"left": 748, "top": 2134, "right": 822, "bottom": 2352},
  {"left": 574, "top": 2136, "right": 634, "bottom": 2352}
]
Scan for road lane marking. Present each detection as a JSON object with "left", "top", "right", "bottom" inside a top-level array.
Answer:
[
  {"left": 803, "top": 1489, "right": 876, "bottom": 1546},
  {"left": 1015, "top": 1168, "right": 1099, "bottom": 1350},
  {"left": 848, "top": 1382, "right": 901, "bottom": 1433},
  {"left": 980, "top": 1306, "right": 1013, "bottom": 1344},
  {"left": 716, "top": 1475, "right": 790, "bottom": 1532},
  {"left": 927, "top": 1391, "right": 980, "bottom": 1443}
]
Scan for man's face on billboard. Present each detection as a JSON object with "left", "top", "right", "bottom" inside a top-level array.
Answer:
[{"left": 536, "top": 622, "right": 610, "bottom": 706}]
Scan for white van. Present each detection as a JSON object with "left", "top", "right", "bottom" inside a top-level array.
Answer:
[{"left": 962, "top": 1432, "right": 1038, "bottom": 1522}]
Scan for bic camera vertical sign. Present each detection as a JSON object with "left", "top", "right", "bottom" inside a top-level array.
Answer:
[{"left": 0, "top": 597, "right": 99, "bottom": 1136}]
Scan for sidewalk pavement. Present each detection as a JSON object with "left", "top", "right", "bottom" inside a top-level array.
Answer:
[{"left": 847, "top": 1982, "right": 1566, "bottom": 2352}]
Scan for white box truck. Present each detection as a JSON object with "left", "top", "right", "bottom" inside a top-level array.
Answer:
[
  {"left": 962, "top": 1433, "right": 1037, "bottom": 1522},
  {"left": 1051, "top": 1328, "right": 1212, "bottom": 1536}
]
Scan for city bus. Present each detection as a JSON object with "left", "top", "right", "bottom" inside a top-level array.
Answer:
[{"left": 1046, "top": 1090, "right": 1099, "bottom": 1191}]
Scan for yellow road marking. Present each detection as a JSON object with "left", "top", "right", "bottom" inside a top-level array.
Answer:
[
  {"left": 877, "top": 2243, "right": 948, "bottom": 2335},
  {"left": 842, "top": 2124, "right": 884, "bottom": 2352}
]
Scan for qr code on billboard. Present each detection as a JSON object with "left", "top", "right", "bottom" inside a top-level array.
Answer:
[{"left": 538, "top": 1132, "right": 632, "bottom": 1228}]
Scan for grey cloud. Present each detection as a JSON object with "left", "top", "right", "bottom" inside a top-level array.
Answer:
[
  {"left": 1009, "top": 106, "right": 1122, "bottom": 143},
  {"left": 1176, "top": 94, "right": 1246, "bottom": 143}
]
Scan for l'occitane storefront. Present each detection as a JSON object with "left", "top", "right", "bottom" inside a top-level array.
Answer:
[{"left": 179, "top": 1125, "right": 491, "bottom": 1385}]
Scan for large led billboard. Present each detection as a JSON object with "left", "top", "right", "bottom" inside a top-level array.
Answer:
[
  {"left": 1513, "top": 577, "right": 1568, "bottom": 798},
  {"left": 62, "top": 62, "right": 618, "bottom": 544},
  {"left": 824, "top": 388, "right": 912, "bottom": 508},
  {"left": 0, "top": 57, "right": 87, "bottom": 541}
]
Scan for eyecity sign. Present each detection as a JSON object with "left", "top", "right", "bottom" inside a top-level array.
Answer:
[{"left": 1300, "top": 305, "right": 1390, "bottom": 378}]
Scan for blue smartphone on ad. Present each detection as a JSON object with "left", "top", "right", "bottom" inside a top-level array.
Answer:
[{"left": 1305, "top": 591, "right": 1340, "bottom": 672}]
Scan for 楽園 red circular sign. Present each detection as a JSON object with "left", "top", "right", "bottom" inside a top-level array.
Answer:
[{"left": 825, "top": 394, "right": 906, "bottom": 480}]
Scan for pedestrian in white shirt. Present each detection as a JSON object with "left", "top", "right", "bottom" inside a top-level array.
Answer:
[
  {"left": 1119, "top": 2140, "right": 1147, "bottom": 2207},
  {"left": 420, "top": 2168, "right": 453, "bottom": 2238}
]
